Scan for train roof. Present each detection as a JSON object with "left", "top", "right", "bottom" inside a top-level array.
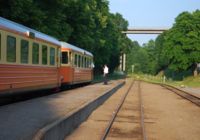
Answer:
[
  {"left": 0, "top": 16, "right": 60, "bottom": 46},
  {"left": 60, "top": 42, "right": 93, "bottom": 57}
]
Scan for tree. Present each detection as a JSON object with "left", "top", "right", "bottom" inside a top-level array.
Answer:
[
  {"left": 0, "top": 0, "right": 134, "bottom": 74},
  {"left": 143, "top": 40, "right": 157, "bottom": 74},
  {"left": 0, "top": 0, "right": 73, "bottom": 41},
  {"left": 160, "top": 10, "right": 200, "bottom": 76},
  {"left": 155, "top": 32, "right": 170, "bottom": 73}
]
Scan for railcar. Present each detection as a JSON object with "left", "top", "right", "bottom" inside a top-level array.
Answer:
[
  {"left": 0, "top": 17, "right": 62, "bottom": 95},
  {"left": 60, "top": 42, "right": 93, "bottom": 85},
  {"left": 0, "top": 17, "right": 94, "bottom": 96}
]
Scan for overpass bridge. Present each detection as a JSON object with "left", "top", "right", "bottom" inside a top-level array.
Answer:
[
  {"left": 122, "top": 28, "right": 169, "bottom": 34},
  {"left": 119, "top": 27, "right": 170, "bottom": 72}
]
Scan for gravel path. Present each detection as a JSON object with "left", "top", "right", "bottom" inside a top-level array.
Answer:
[{"left": 142, "top": 82, "right": 200, "bottom": 140}]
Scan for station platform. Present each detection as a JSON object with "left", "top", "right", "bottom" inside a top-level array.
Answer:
[{"left": 0, "top": 80, "right": 125, "bottom": 140}]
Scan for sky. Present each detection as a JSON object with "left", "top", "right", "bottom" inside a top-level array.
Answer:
[{"left": 108, "top": 0, "right": 200, "bottom": 45}]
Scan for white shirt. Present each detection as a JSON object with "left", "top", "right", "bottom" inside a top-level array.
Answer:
[{"left": 104, "top": 66, "right": 109, "bottom": 74}]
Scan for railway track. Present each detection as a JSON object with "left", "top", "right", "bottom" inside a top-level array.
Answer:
[
  {"left": 101, "top": 80, "right": 147, "bottom": 140},
  {"left": 65, "top": 80, "right": 200, "bottom": 140},
  {"left": 161, "top": 84, "right": 200, "bottom": 107}
]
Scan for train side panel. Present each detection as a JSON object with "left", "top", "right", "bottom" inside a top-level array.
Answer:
[
  {"left": 60, "top": 67, "right": 93, "bottom": 85},
  {"left": 59, "top": 66, "right": 73, "bottom": 84},
  {"left": 73, "top": 68, "right": 93, "bottom": 84},
  {"left": 0, "top": 64, "right": 60, "bottom": 95}
]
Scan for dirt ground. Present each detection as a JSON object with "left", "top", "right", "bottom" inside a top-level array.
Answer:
[
  {"left": 142, "top": 82, "right": 200, "bottom": 140},
  {"left": 65, "top": 80, "right": 200, "bottom": 140},
  {"left": 106, "top": 81, "right": 143, "bottom": 140}
]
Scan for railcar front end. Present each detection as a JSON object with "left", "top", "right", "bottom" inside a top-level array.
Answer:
[{"left": 60, "top": 42, "right": 93, "bottom": 86}]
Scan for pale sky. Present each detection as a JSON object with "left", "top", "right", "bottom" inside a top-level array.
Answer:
[{"left": 108, "top": 0, "right": 200, "bottom": 45}]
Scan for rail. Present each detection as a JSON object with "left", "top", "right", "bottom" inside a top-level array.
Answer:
[
  {"left": 101, "top": 80, "right": 134, "bottom": 140},
  {"left": 101, "top": 80, "right": 148, "bottom": 140},
  {"left": 139, "top": 81, "right": 147, "bottom": 140},
  {"left": 161, "top": 84, "right": 200, "bottom": 107}
]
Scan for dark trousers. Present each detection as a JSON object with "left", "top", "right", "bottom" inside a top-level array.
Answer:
[{"left": 104, "top": 74, "right": 108, "bottom": 84}]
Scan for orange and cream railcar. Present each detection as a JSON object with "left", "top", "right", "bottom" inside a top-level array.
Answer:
[
  {"left": 0, "top": 17, "right": 61, "bottom": 95},
  {"left": 60, "top": 42, "right": 93, "bottom": 85}
]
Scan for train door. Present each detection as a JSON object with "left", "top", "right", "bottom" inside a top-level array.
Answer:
[{"left": 61, "top": 50, "right": 74, "bottom": 84}]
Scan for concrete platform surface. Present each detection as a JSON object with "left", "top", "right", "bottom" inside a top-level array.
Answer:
[{"left": 0, "top": 80, "right": 124, "bottom": 140}]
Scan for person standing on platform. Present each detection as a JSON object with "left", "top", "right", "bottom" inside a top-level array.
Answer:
[{"left": 103, "top": 64, "right": 109, "bottom": 85}]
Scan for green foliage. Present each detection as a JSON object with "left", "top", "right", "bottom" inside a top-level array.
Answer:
[
  {"left": 127, "top": 10, "right": 200, "bottom": 80},
  {"left": 160, "top": 10, "right": 200, "bottom": 73},
  {"left": 143, "top": 40, "right": 158, "bottom": 74},
  {"left": 0, "top": 0, "right": 73, "bottom": 40},
  {"left": 0, "top": 0, "right": 133, "bottom": 74},
  {"left": 127, "top": 40, "right": 158, "bottom": 74}
]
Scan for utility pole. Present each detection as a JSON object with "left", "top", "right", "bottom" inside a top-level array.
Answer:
[
  {"left": 119, "top": 55, "right": 122, "bottom": 71},
  {"left": 123, "top": 53, "right": 126, "bottom": 72}
]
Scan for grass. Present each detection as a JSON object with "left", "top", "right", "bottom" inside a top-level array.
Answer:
[
  {"left": 129, "top": 73, "right": 200, "bottom": 88},
  {"left": 180, "top": 76, "right": 200, "bottom": 87}
]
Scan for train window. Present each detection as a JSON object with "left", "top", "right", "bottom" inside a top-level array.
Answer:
[
  {"left": 32, "top": 43, "right": 39, "bottom": 64},
  {"left": 91, "top": 59, "right": 93, "bottom": 68},
  {"left": 42, "top": 45, "right": 47, "bottom": 65},
  {"left": 74, "top": 54, "right": 78, "bottom": 66},
  {"left": 82, "top": 57, "right": 84, "bottom": 68},
  {"left": 21, "top": 39, "right": 29, "bottom": 64},
  {"left": 62, "top": 52, "right": 68, "bottom": 64},
  {"left": 81, "top": 56, "right": 84, "bottom": 68},
  {"left": 89, "top": 58, "right": 91, "bottom": 68},
  {"left": 81, "top": 56, "right": 83, "bottom": 68},
  {"left": 88, "top": 59, "right": 90, "bottom": 68},
  {"left": 7, "top": 35, "right": 16, "bottom": 62},
  {"left": 85, "top": 57, "right": 87, "bottom": 68},
  {"left": 89, "top": 59, "right": 91, "bottom": 68},
  {"left": 85, "top": 58, "right": 87, "bottom": 68},
  {"left": 69, "top": 52, "right": 71, "bottom": 63},
  {"left": 87, "top": 58, "right": 89, "bottom": 68},
  {"left": 50, "top": 47, "right": 55, "bottom": 65},
  {"left": 79, "top": 56, "right": 81, "bottom": 67},
  {"left": 78, "top": 55, "right": 81, "bottom": 67},
  {"left": 82, "top": 56, "right": 84, "bottom": 68}
]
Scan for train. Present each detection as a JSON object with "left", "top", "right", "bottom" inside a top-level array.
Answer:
[{"left": 0, "top": 17, "right": 94, "bottom": 96}]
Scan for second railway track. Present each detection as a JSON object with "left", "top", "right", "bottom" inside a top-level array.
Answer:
[
  {"left": 65, "top": 79, "right": 200, "bottom": 140},
  {"left": 102, "top": 80, "right": 147, "bottom": 140},
  {"left": 160, "top": 84, "right": 200, "bottom": 107}
]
